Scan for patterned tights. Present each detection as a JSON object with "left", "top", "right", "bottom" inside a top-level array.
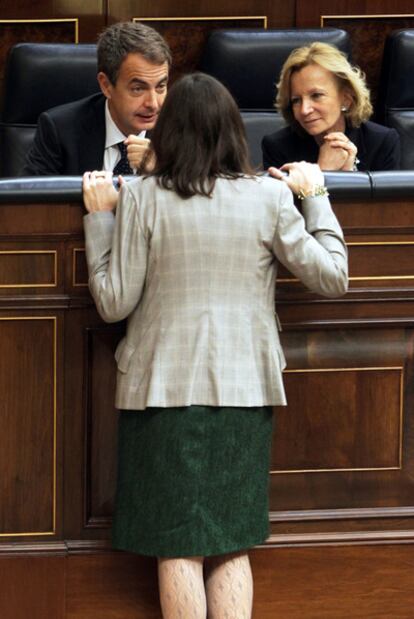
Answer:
[{"left": 158, "top": 552, "right": 253, "bottom": 619}]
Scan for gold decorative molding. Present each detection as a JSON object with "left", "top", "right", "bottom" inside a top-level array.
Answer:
[
  {"left": 0, "top": 18, "right": 79, "bottom": 43},
  {"left": 135, "top": 15, "right": 268, "bottom": 28},
  {"left": 131, "top": 15, "right": 267, "bottom": 81},
  {"left": 271, "top": 366, "right": 404, "bottom": 475},
  {"left": 0, "top": 250, "right": 57, "bottom": 288},
  {"left": 348, "top": 241, "right": 414, "bottom": 282},
  {"left": 321, "top": 13, "right": 414, "bottom": 26},
  {"left": 277, "top": 241, "right": 414, "bottom": 284},
  {"left": 0, "top": 316, "right": 57, "bottom": 537},
  {"left": 72, "top": 248, "right": 88, "bottom": 288}
]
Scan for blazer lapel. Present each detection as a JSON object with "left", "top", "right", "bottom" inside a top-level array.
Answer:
[
  {"left": 78, "top": 94, "right": 107, "bottom": 171},
  {"left": 347, "top": 125, "right": 366, "bottom": 171}
]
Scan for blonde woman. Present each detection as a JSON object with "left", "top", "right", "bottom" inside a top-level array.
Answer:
[{"left": 262, "top": 42, "right": 400, "bottom": 173}]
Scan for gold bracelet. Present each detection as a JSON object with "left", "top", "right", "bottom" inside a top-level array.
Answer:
[{"left": 297, "top": 185, "right": 329, "bottom": 200}]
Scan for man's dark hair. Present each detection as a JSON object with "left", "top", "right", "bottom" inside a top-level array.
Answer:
[
  {"left": 97, "top": 21, "right": 172, "bottom": 84},
  {"left": 147, "top": 72, "right": 254, "bottom": 199}
]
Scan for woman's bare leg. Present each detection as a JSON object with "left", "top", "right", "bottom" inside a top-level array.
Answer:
[
  {"left": 158, "top": 556, "right": 207, "bottom": 619},
  {"left": 205, "top": 552, "right": 253, "bottom": 619}
]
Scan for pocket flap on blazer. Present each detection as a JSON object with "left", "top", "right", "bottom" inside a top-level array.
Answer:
[{"left": 114, "top": 340, "right": 136, "bottom": 374}]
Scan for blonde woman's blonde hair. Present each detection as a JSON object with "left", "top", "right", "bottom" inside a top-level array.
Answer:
[{"left": 276, "top": 41, "right": 372, "bottom": 129}]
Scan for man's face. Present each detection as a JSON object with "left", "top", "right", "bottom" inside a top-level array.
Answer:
[{"left": 98, "top": 52, "right": 169, "bottom": 135}]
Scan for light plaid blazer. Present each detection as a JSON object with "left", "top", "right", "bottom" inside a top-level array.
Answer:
[{"left": 84, "top": 175, "right": 348, "bottom": 410}]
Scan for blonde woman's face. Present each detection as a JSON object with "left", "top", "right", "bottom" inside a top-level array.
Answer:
[{"left": 289, "top": 63, "right": 352, "bottom": 138}]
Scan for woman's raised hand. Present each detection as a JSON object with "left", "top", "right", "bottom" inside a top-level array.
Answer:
[
  {"left": 268, "top": 161, "right": 325, "bottom": 196},
  {"left": 82, "top": 170, "right": 121, "bottom": 213}
]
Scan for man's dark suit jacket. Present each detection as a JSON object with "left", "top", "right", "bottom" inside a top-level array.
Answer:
[
  {"left": 21, "top": 93, "right": 106, "bottom": 176},
  {"left": 262, "top": 120, "right": 401, "bottom": 171}
]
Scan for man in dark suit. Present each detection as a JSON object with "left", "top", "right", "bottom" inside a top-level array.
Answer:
[{"left": 21, "top": 21, "right": 171, "bottom": 176}]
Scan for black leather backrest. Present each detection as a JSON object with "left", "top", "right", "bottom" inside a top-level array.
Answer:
[
  {"left": 377, "top": 30, "right": 414, "bottom": 123},
  {"left": 241, "top": 112, "right": 287, "bottom": 168},
  {"left": 0, "top": 124, "right": 36, "bottom": 176},
  {"left": 384, "top": 111, "right": 414, "bottom": 170},
  {"left": 0, "top": 42, "right": 100, "bottom": 177},
  {"left": 1, "top": 42, "right": 99, "bottom": 124},
  {"left": 199, "top": 28, "right": 351, "bottom": 110}
]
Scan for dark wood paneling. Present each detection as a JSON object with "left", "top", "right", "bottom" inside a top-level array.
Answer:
[
  {"left": 269, "top": 327, "right": 414, "bottom": 512},
  {"left": 111, "top": 2, "right": 295, "bottom": 81},
  {"left": 63, "top": 309, "right": 111, "bottom": 539},
  {"left": 108, "top": 1, "right": 295, "bottom": 28},
  {"left": 295, "top": 0, "right": 414, "bottom": 28},
  {"left": 0, "top": 203, "right": 83, "bottom": 236},
  {"left": 0, "top": 316, "right": 58, "bottom": 536},
  {"left": 0, "top": 555, "right": 65, "bottom": 619},
  {"left": 69, "top": 247, "right": 88, "bottom": 290},
  {"left": 2, "top": 179, "right": 414, "bottom": 614},
  {"left": 0, "top": 248, "right": 56, "bottom": 289},
  {"left": 3, "top": 543, "right": 414, "bottom": 619},
  {"left": 0, "top": 240, "right": 66, "bottom": 297},
  {"left": 135, "top": 16, "right": 267, "bottom": 82},
  {"left": 251, "top": 544, "right": 414, "bottom": 618},
  {"left": 85, "top": 325, "right": 120, "bottom": 526},
  {"left": 275, "top": 367, "right": 401, "bottom": 470},
  {"left": 334, "top": 199, "right": 414, "bottom": 230},
  {"left": 66, "top": 552, "right": 161, "bottom": 619},
  {"left": 348, "top": 241, "right": 414, "bottom": 287},
  {"left": 279, "top": 237, "right": 414, "bottom": 291},
  {"left": 0, "top": 1, "right": 105, "bottom": 40}
]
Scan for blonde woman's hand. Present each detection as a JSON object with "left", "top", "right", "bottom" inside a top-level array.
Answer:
[
  {"left": 82, "top": 170, "right": 121, "bottom": 213},
  {"left": 268, "top": 161, "right": 324, "bottom": 196},
  {"left": 319, "top": 132, "right": 358, "bottom": 171}
]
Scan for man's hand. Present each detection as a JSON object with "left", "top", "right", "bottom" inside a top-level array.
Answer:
[
  {"left": 125, "top": 135, "right": 152, "bottom": 171},
  {"left": 82, "top": 170, "right": 120, "bottom": 213}
]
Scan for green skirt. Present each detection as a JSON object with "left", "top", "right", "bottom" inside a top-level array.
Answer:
[{"left": 112, "top": 405, "right": 274, "bottom": 558}]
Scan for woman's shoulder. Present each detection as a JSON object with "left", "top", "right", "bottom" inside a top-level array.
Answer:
[
  {"left": 359, "top": 120, "right": 399, "bottom": 140},
  {"left": 122, "top": 175, "right": 161, "bottom": 200},
  {"left": 228, "top": 174, "right": 291, "bottom": 198},
  {"left": 215, "top": 174, "right": 287, "bottom": 197}
]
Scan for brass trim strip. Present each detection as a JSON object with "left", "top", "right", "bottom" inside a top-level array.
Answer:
[
  {"left": 135, "top": 15, "right": 268, "bottom": 28},
  {"left": 72, "top": 248, "right": 88, "bottom": 288},
  {"left": 321, "top": 13, "right": 414, "bottom": 27},
  {"left": 271, "top": 466, "right": 401, "bottom": 475},
  {"left": 0, "top": 250, "right": 57, "bottom": 289},
  {"left": 271, "top": 366, "right": 404, "bottom": 474},
  {"left": 0, "top": 316, "right": 57, "bottom": 537},
  {"left": 347, "top": 241, "right": 414, "bottom": 245},
  {"left": 278, "top": 275, "right": 414, "bottom": 282},
  {"left": 263, "top": 529, "right": 414, "bottom": 547},
  {"left": 0, "top": 18, "right": 79, "bottom": 43},
  {"left": 278, "top": 241, "right": 414, "bottom": 283},
  {"left": 283, "top": 366, "right": 402, "bottom": 374}
]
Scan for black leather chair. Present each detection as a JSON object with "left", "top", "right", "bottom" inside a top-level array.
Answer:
[
  {"left": 199, "top": 28, "right": 351, "bottom": 111},
  {"left": 241, "top": 112, "right": 287, "bottom": 169},
  {"left": 0, "top": 43, "right": 99, "bottom": 177},
  {"left": 377, "top": 30, "right": 414, "bottom": 169}
]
